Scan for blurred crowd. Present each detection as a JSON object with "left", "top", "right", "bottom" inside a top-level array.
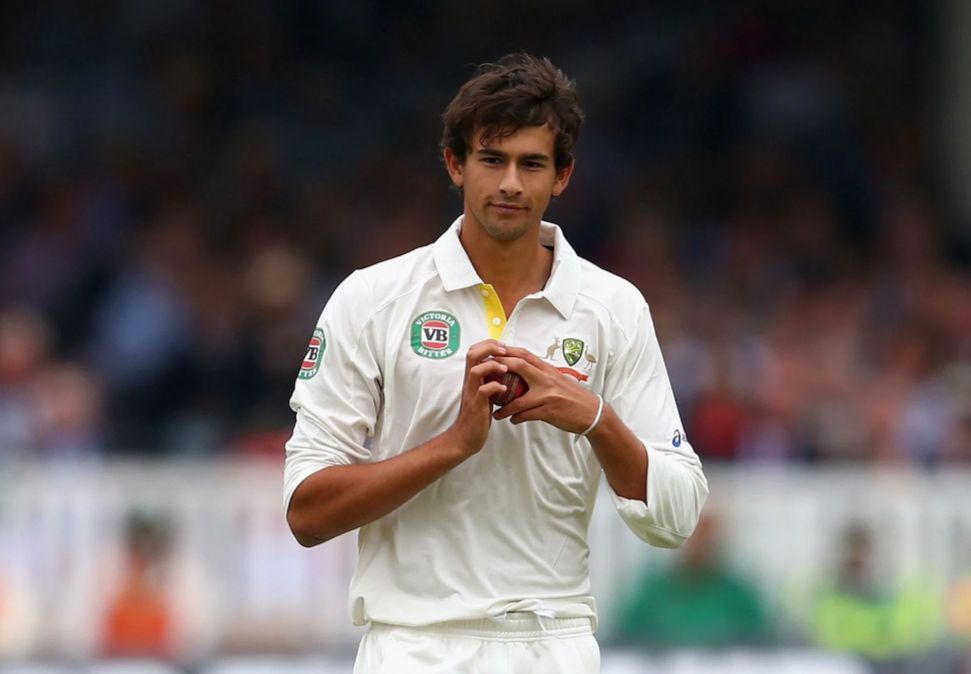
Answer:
[{"left": 0, "top": 1, "right": 967, "bottom": 462}]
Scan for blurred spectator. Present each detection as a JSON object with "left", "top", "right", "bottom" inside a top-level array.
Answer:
[
  {"left": 0, "top": 306, "right": 51, "bottom": 457},
  {"left": 810, "top": 522, "right": 945, "bottom": 666},
  {"left": 28, "top": 361, "right": 104, "bottom": 460},
  {"left": 611, "top": 511, "right": 770, "bottom": 650},
  {"left": 98, "top": 512, "right": 177, "bottom": 660},
  {"left": 688, "top": 362, "right": 746, "bottom": 462},
  {"left": 947, "top": 577, "right": 971, "bottom": 636},
  {"left": 0, "top": 305, "right": 106, "bottom": 461},
  {"left": 89, "top": 209, "right": 198, "bottom": 452}
]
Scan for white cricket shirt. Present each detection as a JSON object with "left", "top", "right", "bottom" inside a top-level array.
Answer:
[{"left": 284, "top": 216, "right": 708, "bottom": 629}]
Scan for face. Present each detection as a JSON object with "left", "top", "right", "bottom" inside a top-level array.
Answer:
[{"left": 444, "top": 124, "right": 574, "bottom": 242}]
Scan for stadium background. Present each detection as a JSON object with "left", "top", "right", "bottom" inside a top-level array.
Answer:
[{"left": 0, "top": 1, "right": 969, "bottom": 672}]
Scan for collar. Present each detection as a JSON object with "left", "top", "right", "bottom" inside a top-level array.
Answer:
[{"left": 432, "top": 215, "right": 580, "bottom": 319}]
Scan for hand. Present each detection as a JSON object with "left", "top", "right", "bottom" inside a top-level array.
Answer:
[
  {"left": 493, "top": 346, "right": 602, "bottom": 434},
  {"left": 448, "top": 339, "right": 510, "bottom": 456}
]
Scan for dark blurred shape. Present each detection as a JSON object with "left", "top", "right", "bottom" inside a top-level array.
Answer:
[{"left": 611, "top": 511, "right": 770, "bottom": 650}]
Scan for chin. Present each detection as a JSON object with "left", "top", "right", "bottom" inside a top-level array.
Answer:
[
  {"left": 478, "top": 211, "right": 536, "bottom": 241},
  {"left": 483, "top": 221, "right": 530, "bottom": 242}
]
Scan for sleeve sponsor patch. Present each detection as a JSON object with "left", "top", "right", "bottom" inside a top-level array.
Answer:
[{"left": 298, "top": 328, "right": 325, "bottom": 379}]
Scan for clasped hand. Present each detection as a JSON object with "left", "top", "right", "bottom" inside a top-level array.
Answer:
[
  {"left": 492, "top": 346, "right": 601, "bottom": 434},
  {"left": 451, "top": 340, "right": 602, "bottom": 457}
]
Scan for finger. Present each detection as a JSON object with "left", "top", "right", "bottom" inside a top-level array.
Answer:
[
  {"left": 501, "top": 346, "right": 557, "bottom": 372},
  {"left": 509, "top": 406, "right": 548, "bottom": 425},
  {"left": 494, "top": 356, "right": 546, "bottom": 385},
  {"left": 469, "top": 359, "right": 508, "bottom": 381},
  {"left": 466, "top": 339, "right": 508, "bottom": 367},
  {"left": 493, "top": 391, "right": 543, "bottom": 420},
  {"left": 478, "top": 381, "right": 506, "bottom": 400}
]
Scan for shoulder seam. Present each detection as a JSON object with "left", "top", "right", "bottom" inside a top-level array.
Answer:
[
  {"left": 356, "top": 268, "right": 440, "bottom": 329},
  {"left": 329, "top": 267, "right": 439, "bottom": 387},
  {"left": 575, "top": 288, "right": 645, "bottom": 347}
]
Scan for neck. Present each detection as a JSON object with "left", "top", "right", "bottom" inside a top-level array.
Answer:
[{"left": 458, "top": 213, "right": 553, "bottom": 309}]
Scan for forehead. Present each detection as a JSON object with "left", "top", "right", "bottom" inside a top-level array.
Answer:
[{"left": 472, "top": 123, "right": 556, "bottom": 156}]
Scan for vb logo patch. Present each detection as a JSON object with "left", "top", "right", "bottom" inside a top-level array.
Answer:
[
  {"left": 411, "top": 311, "right": 461, "bottom": 359},
  {"left": 298, "top": 328, "right": 325, "bottom": 379}
]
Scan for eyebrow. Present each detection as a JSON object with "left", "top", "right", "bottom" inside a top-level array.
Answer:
[{"left": 475, "top": 149, "right": 551, "bottom": 162}]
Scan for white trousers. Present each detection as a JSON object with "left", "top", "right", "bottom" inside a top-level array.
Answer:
[{"left": 352, "top": 614, "right": 600, "bottom": 674}]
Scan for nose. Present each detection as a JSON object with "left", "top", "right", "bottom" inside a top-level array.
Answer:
[{"left": 499, "top": 164, "right": 523, "bottom": 197}]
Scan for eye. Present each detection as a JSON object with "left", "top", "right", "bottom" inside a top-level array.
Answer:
[
  {"left": 524, "top": 161, "right": 544, "bottom": 170},
  {"left": 481, "top": 156, "right": 502, "bottom": 165}
]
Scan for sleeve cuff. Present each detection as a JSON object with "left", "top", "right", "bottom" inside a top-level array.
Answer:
[{"left": 606, "top": 444, "right": 695, "bottom": 549}]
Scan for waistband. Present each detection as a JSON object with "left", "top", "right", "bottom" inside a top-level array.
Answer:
[{"left": 370, "top": 613, "right": 594, "bottom": 641}]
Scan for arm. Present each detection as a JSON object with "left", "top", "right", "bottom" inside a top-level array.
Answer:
[
  {"left": 586, "top": 403, "right": 648, "bottom": 501},
  {"left": 287, "top": 339, "right": 510, "bottom": 546},
  {"left": 601, "top": 303, "right": 707, "bottom": 546},
  {"left": 287, "top": 430, "right": 463, "bottom": 546},
  {"left": 494, "top": 302, "right": 707, "bottom": 547}
]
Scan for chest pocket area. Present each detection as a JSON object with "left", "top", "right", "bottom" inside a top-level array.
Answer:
[
  {"left": 396, "top": 348, "right": 465, "bottom": 407},
  {"left": 391, "top": 310, "right": 468, "bottom": 426}
]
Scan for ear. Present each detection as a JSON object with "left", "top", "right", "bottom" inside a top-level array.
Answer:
[
  {"left": 551, "top": 159, "right": 575, "bottom": 197},
  {"left": 443, "top": 148, "right": 464, "bottom": 188}
]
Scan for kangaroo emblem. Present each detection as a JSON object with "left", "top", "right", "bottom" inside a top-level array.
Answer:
[{"left": 545, "top": 337, "right": 560, "bottom": 360}]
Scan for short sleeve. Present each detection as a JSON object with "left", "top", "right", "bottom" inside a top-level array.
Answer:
[
  {"left": 601, "top": 301, "right": 709, "bottom": 548},
  {"left": 283, "top": 271, "right": 383, "bottom": 513}
]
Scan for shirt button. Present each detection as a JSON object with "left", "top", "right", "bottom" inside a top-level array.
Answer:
[
  {"left": 491, "top": 317, "right": 502, "bottom": 326},
  {"left": 480, "top": 289, "right": 490, "bottom": 297}
]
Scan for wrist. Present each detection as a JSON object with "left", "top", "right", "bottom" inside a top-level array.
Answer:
[
  {"left": 442, "top": 424, "right": 483, "bottom": 459},
  {"left": 579, "top": 394, "right": 605, "bottom": 437}
]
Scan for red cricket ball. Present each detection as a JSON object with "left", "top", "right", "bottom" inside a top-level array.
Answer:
[{"left": 485, "top": 371, "right": 529, "bottom": 407}]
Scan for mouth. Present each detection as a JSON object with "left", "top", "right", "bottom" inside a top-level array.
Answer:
[{"left": 489, "top": 202, "right": 527, "bottom": 214}]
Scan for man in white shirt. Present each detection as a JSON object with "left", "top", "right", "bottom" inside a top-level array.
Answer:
[{"left": 284, "top": 53, "right": 708, "bottom": 673}]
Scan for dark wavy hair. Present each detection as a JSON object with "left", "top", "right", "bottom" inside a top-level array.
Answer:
[{"left": 441, "top": 53, "right": 584, "bottom": 171}]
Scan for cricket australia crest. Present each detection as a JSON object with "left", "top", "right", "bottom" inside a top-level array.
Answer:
[
  {"left": 562, "top": 338, "right": 585, "bottom": 367},
  {"left": 546, "top": 335, "right": 596, "bottom": 382}
]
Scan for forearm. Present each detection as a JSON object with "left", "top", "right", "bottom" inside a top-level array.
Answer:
[
  {"left": 287, "top": 340, "right": 509, "bottom": 547},
  {"left": 287, "top": 428, "right": 467, "bottom": 546},
  {"left": 587, "top": 403, "right": 648, "bottom": 502}
]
